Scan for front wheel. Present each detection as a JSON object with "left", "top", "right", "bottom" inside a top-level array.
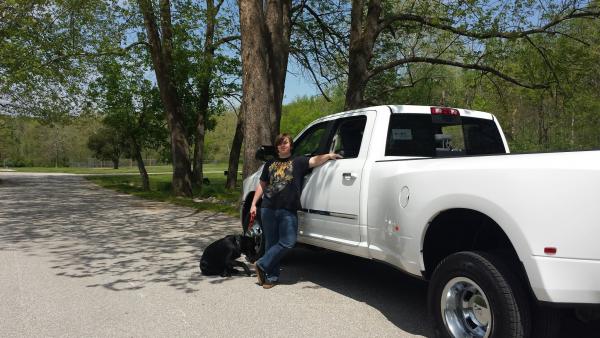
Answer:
[
  {"left": 242, "top": 210, "right": 265, "bottom": 261},
  {"left": 428, "top": 251, "right": 531, "bottom": 338}
]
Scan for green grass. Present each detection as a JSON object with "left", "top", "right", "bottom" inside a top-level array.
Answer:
[
  {"left": 85, "top": 170, "right": 242, "bottom": 217},
  {"left": 10, "top": 163, "right": 243, "bottom": 216},
  {"left": 12, "top": 163, "right": 230, "bottom": 175}
]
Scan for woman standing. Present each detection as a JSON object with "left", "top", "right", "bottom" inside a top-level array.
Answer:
[{"left": 249, "top": 133, "right": 341, "bottom": 289}]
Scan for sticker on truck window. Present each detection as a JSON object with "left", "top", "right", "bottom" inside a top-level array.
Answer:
[{"left": 392, "top": 129, "right": 413, "bottom": 140}]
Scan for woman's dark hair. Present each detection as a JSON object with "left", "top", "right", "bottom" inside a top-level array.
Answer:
[{"left": 274, "top": 133, "right": 293, "bottom": 151}]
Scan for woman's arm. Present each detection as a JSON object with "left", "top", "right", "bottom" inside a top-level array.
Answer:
[
  {"left": 308, "top": 152, "right": 342, "bottom": 168},
  {"left": 249, "top": 180, "right": 267, "bottom": 217}
]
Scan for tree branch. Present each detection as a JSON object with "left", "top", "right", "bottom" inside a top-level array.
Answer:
[
  {"left": 215, "top": 0, "right": 225, "bottom": 14},
  {"left": 290, "top": 0, "right": 307, "bottom": 26},
  {"left": 551, "top": 30, "right": 591, "bottom": 46},
  {"left": 302, "top": 4, "right": 347, "bottom": 41},
  {"left": 369, "top": 57, "right": 549, "bottom": 89},
  {"left": 294, "top": 50, "right": 331, "bottom": 102},
  {"left": 378, "top": 8, "right": 600, "bottom": 40},
  {"left": 222, "top": 96, "right": 240, "bottom": 115},
  {"left": 210, "top": 35, "right": 240, "bottom": 50},
  {"left": 524, "top": 36, "right": 562, "bottom": 92},
  {"left": 43, "top": 41, "right": 150, "bottom": 66}
]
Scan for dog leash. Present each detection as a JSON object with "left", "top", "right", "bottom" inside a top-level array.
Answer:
[
  {"left": 245, "top": 212, "right": 256, "bottom": 237},
  {"left": 248, "top": 212, "right": 255, "bottom": 230}
]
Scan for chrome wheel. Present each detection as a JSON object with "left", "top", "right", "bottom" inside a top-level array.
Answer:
[{"left": 441, "top": 277, "right": 492, "bottom": 338}]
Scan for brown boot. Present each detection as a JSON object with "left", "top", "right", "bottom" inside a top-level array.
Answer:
[
  {"left": 254, "top": 264, "right": 266, "bottom": 286},
  {"left": 262, "top": 281, "right": 276, "bottom": 289}
]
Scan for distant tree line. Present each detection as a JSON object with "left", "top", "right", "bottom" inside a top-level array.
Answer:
[{"left": 1, "top": 0, "right": 599, "bottom": 196}]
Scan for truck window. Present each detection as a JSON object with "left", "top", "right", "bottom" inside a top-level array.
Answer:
[
  {"left": 293, "top": 122, "right": 329, "bottom": 156},
  {"left": 462, "top": 117, "right": 505, "bottom": 155},
  {"left": 328, "top": 116, "right": 367, "bottom": 158},
  {"left": 385, "top": 114, "right": 505, "bottom": 157}
]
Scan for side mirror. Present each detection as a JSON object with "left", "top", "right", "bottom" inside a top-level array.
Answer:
[{"left": 255, "top": 145, "right": 276, "bottom": 161}]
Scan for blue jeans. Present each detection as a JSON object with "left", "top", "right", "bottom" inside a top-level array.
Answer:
[{"left": 256, "top": 208, "right": 298, "bottom": 283}]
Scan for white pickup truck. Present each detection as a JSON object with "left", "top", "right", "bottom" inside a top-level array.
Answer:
[{"left": 240, "top": 105, "right": 600, "bottom": 338}]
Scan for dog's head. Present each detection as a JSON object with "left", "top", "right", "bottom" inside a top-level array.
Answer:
[{"left": 239, "top": 235, "right": 258, "bottom": 263}]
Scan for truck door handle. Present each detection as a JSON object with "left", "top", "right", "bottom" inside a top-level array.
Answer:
[{"left": 343, "top": 172, "right": 357, "bottom": 180}]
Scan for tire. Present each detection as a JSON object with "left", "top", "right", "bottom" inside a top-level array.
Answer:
[
  {"left": 428, "top": 251, "right": 532, "bottom": 338},
  {"left": 255, "top": 227, "right": 265, "bottom": 258},
  {"left": 242, "top": 210, "right": 265, "bottom": 261}
]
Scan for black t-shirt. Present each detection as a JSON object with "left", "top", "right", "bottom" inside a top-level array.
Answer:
[{"left": 260, "top": 155, "right": 310, "bottom": 211}]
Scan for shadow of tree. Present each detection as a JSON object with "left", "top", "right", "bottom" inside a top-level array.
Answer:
[
  {"left": 279, "top": 246, "right": 432, "bottom": 337},
  {"left": 0, "top": 174, "right": 247, "bottom": 294}
]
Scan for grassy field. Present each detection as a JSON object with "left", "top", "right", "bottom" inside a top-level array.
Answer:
[
  {"left": 10, "top": 164, "right": 243, "bottom": 216},
  {"left": 12, "top": 163, "right": 229, "bottom": 175},
  {"left": 86, "top": 173, "right": 242, "bottom": 216}
]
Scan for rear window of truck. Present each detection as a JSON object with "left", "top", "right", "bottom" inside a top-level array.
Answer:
[{"left": 385, "top": 114, "right": 505, "bottom": 157}]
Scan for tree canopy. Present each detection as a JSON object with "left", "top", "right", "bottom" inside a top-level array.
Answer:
[{"left": 1, "top": 0, "right": 600, "bottom": 185}]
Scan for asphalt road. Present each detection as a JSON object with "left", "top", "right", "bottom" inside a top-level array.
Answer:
[{"left": 0, "top": 173, "right": 598, "bottom": 337}]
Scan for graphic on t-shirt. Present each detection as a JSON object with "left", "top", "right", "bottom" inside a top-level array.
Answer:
[{"left": 264, "top": 160, "right": 293, "bottom": 198}]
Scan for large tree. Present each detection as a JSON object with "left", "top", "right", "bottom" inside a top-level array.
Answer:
[
  {"left": 238, "top": 0, "right": 292, "bottom": 177},
  {"left": 225, "top": 107, "right": 243, "bottom": 189},
  {"left": 294, "top": 0, "right": 600, "bottom": 110},
  {"left": 91, "top": 58, "right": 168, "bottom": 190},
  {"left": 178, "top": 0, "right": 241, "bottom": 188},
  {"left": 137, "top": 0, "right": 194, "bottom": 196},
  {"left": 87, "top": 127, "right": 124, "bottom": 169},
  {"left": 136, "top": 0, "right": 241, "bottom": 191},
  {"left": 0, "top": 0, "right": 102, "bottom": 119}
]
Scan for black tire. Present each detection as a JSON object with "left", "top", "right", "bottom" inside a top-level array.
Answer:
[
  {"left": 255, "top": 226, "right": 265, "bottom": 258},
  {"left": 242, "top": 209, "right": 265, "bottom": 261},
  {"left": 428, "top": 251, "right": 532, "bottom": 338}
]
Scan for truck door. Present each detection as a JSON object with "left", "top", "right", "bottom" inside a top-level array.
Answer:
[{"left": 300, "top": 113, "right": 371, "bottom": 246}]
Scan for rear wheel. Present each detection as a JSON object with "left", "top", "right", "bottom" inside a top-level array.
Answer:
[{"left": 428, "top": 251, "right": 531, "bottom": 338}]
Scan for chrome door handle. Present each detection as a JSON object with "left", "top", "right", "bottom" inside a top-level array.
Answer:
[{"left": 343, "top": 172, "right": 357, "bottom": 180}]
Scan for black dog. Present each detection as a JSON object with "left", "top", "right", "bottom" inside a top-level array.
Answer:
[{"left": 200, "top": 235, "right": 258, "bottom": 277}]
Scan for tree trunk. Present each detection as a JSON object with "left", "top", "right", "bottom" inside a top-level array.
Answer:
[
  {"left": 510, "top": 107, "right": 517, "bottom": 141},
  {"left": 191, "top": 0, "right": 218, "bottom": 189},
  {"left": 239, "top": 0, "right": 277, "bottom": 178},
  {"left": 344, "top": 0, "right": 383, "bottom": 110},
  {"left": 192, "top": 110, "right": 206, "bottom": 188},
  {"left": 570, "top": 109, "right": 575, "bottom": 147},
  {"left": 138, "top": 0, "right": 192, "bottom": 197},
  {"left": 239, "top": 0, "right": 292, "bottom": 178},
  {"left": 537, "top": 95, "right": 549, "bottom": 149},
  {"left": 226, "top": 110, "right": 244, "bottom": 190},
  {"left": 131, "top": 136, "right": 150, "bottom": 191},
  {"left": 111, "top": 143, "right": 120, "bottom": 169},
  {"left": 265, "top": 0, "right": 292, "bottom": 138}
]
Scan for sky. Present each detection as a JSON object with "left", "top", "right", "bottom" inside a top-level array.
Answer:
[{"left": 283, "top": 61, "right": 320, "bottom": 104}]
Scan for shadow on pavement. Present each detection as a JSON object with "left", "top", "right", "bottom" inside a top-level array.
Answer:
[
  {"left": 279, "top": 245, "right": 600, "bottom": 338},
  {"left": 281, "top": 246, "right": 432, "bottom": 337},
  {"left": 0, "top": 174, "right": 244, "bottom": 294}
]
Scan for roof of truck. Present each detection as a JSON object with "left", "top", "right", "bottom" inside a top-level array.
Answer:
[
  {"left": 311, "top": 105, "right": 495, "bottom": 125},
  {"left": 388, "top": 105, "right": 494, "bottom": 120}
]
